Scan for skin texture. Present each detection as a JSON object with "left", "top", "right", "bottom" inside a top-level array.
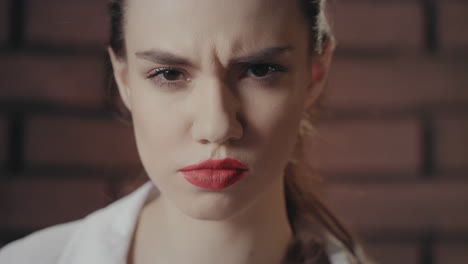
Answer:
[{"left": 108, "top": 0, "right": 333, "bottom": 263}]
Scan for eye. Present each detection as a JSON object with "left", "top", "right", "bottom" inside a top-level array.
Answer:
[
  {"left": 247, "top": 64, "right": 271, "bottom": 77},
  {"left": 148, "top": 68, "right": 186, "bottom": 81},
  {"left": 146, "top": 68, "right": 189, "bottom": 88},
  {"left": 245, "top": 64, "right": 287, "bottom": 79}
]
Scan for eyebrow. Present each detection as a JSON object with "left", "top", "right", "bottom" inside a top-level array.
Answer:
[
  {"left": 134, "top": 45, "right": 295, "bottom": 67},
  {"left": 231, "top": 46, "right": 295, "bottom": 65},
  {"left": 135, "top": 50, "right": 194, "bottom": 67}
]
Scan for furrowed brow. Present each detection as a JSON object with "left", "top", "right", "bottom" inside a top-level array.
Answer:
[
  {"left": 230, "top": 46, "right": 295, "bottom": 65},
  {"left": 135, "top": 46, "right": 294, "bottom": 67},
  {"left": 135, "top": 49, "right": 194, "bottom": 67}
]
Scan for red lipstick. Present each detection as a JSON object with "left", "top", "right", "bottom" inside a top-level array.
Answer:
[{"left": 179, "top": 158, "right": 249, "bottom": 190}]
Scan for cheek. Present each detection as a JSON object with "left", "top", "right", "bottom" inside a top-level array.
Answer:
[
  {"left": 128, "top": 78, "right": 187, "bottom": 172},
  {"left": 237, "top": 87, "right": 303, "bottom": 192},
  {"left": 242, "top": 85, "right": 303, "bottom": 154}
]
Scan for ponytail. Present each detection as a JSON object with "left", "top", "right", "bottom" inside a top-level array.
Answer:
[{"left": 280, "top": 111, "right": 363, "bottom": 263}]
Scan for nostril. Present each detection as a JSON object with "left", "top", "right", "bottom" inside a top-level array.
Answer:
[{"left": 199, "top": 139, "right": 209, "bottom": 144}]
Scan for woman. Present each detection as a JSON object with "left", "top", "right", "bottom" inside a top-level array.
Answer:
[{"left": 0, "top": 0, "right": 373, "bottom": 263}]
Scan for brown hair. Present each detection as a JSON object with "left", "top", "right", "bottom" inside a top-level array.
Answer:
[{"left": 106, "top": 0, "right": 364, "bottom": 263}]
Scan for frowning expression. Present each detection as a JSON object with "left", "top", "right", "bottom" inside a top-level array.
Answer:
[{"left": 110, "top": 0, "right": 318, "bottom": 220}]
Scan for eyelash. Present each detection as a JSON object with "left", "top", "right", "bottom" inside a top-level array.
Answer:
[
  {"left": 242, "top": 63, "right": 288, "bottom": 84},
  {"left": 145, "top": 63, "right": 288, "bottom": 88},
  {"left": 145, "top": 67, "right": 186, "bottom": 88}
]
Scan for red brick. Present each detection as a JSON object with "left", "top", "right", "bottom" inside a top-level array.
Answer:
[
  {"left": 0, "top": 0, "right": 8, "bottom": 44},
  {"left": 325, "top": 181, "right": 468, "bottom": 234},
  {"left": 0, "top": 178, "right": 110, "bottom": 230},
  {"left": 440, "top": 1, "right": 468, "bottom": 52},
  {"left": 435, "top": 244, "right": 468, "bottom": 264},
  {"left": 325, "top": 57, "right": 468, "bottom": 108},
  {"left": 365, "top": 242, "right": 420, "bottom": 264},
  {"left": 0, "top": 54, "right": 105, "bottom": 107},
  {"left": 328, "top": 1, "right": 423, "bottom": 50},
  {"left": 25, "top": 0, "right": 109, "bottom": 47},
  {"left": 312, "top": 119, "right": 421, "bottom": 175},
  {"left": 435, "top": 117, "right": 468, "bottom": 171},
  {"left": 25, "top": 116, "right": 140, "bottom": 169},
  {"left": 0, "top": 116, "right": 7, "bottom": 167}
]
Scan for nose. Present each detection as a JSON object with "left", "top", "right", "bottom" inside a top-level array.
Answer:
[{"left": 190, "top": 77, "right": 243, "bottom": 145}]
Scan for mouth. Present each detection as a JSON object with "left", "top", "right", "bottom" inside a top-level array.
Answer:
[{"left": 179, "top": 158, "right": 249, "bottom": 190}]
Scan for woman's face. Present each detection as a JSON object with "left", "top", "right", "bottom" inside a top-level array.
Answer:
[{"left": 111, "top": 0, "right": 321, "bottom": 220}]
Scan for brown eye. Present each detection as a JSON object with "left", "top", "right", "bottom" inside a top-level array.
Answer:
[
  {"left": 247, "top": 64, "right": 272, "bottom": 78},
  {"left": 159, "top": 69, "right": 185, "bottom": 81},
  {"left": 146, "top": 68, "right": 189, "bottom": 89},
  {"left": 245, "top": 63, "right": 287, "bottom": 80}
]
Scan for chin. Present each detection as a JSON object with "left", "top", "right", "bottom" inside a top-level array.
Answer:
[{"left": 179, "top": 192, "right": 253, "bottom": 221}]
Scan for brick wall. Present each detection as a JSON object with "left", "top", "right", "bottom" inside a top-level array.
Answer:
[
  {"left": 0, "top": 0, "right": 467, "bottom": 263},
  {"left": 318, "top": 0, "right": 468, "bottom": 263}
]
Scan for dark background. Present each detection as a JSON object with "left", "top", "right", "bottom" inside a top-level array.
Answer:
[{"left": 0, "top": 0, "right": 467, "bottom": 263}]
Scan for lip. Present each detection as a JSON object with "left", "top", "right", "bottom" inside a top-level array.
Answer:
[{"left": 179, "top": 158, "right": 249, "bottom": 190}]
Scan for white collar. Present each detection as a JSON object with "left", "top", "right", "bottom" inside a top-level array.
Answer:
[
  {"left": 57, "top": 181, "right": 356, "bottom": 264},
  {"left": 58, "top": 181, "right": 156, "bottom": 264}
]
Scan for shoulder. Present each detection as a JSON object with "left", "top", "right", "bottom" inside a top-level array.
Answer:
[
  {"left": 0, "top": 220, "right": 81, "bottom": 264},
  {"left": 0, "top": 182, "right": 156, "bottom": 264}
]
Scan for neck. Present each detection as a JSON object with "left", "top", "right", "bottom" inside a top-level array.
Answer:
[{"left": 133, "top": 175, "right": 293, "bottom": 264}]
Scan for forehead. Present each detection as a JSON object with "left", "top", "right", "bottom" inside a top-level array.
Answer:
[{"left": 124, "top": 0, "right": 308, "bottom": 61}]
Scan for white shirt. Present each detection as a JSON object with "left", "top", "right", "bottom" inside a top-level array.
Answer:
[{"left": 0, "top": 181, "right": 361, "bottom": 264}]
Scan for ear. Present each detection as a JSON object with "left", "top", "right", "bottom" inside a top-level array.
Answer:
[
  {"left": 303, "top": 40, "right": 334, "bottom": 110},
  {"left": 108, "top": 46, "right": 132, "bottom": 111}
]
